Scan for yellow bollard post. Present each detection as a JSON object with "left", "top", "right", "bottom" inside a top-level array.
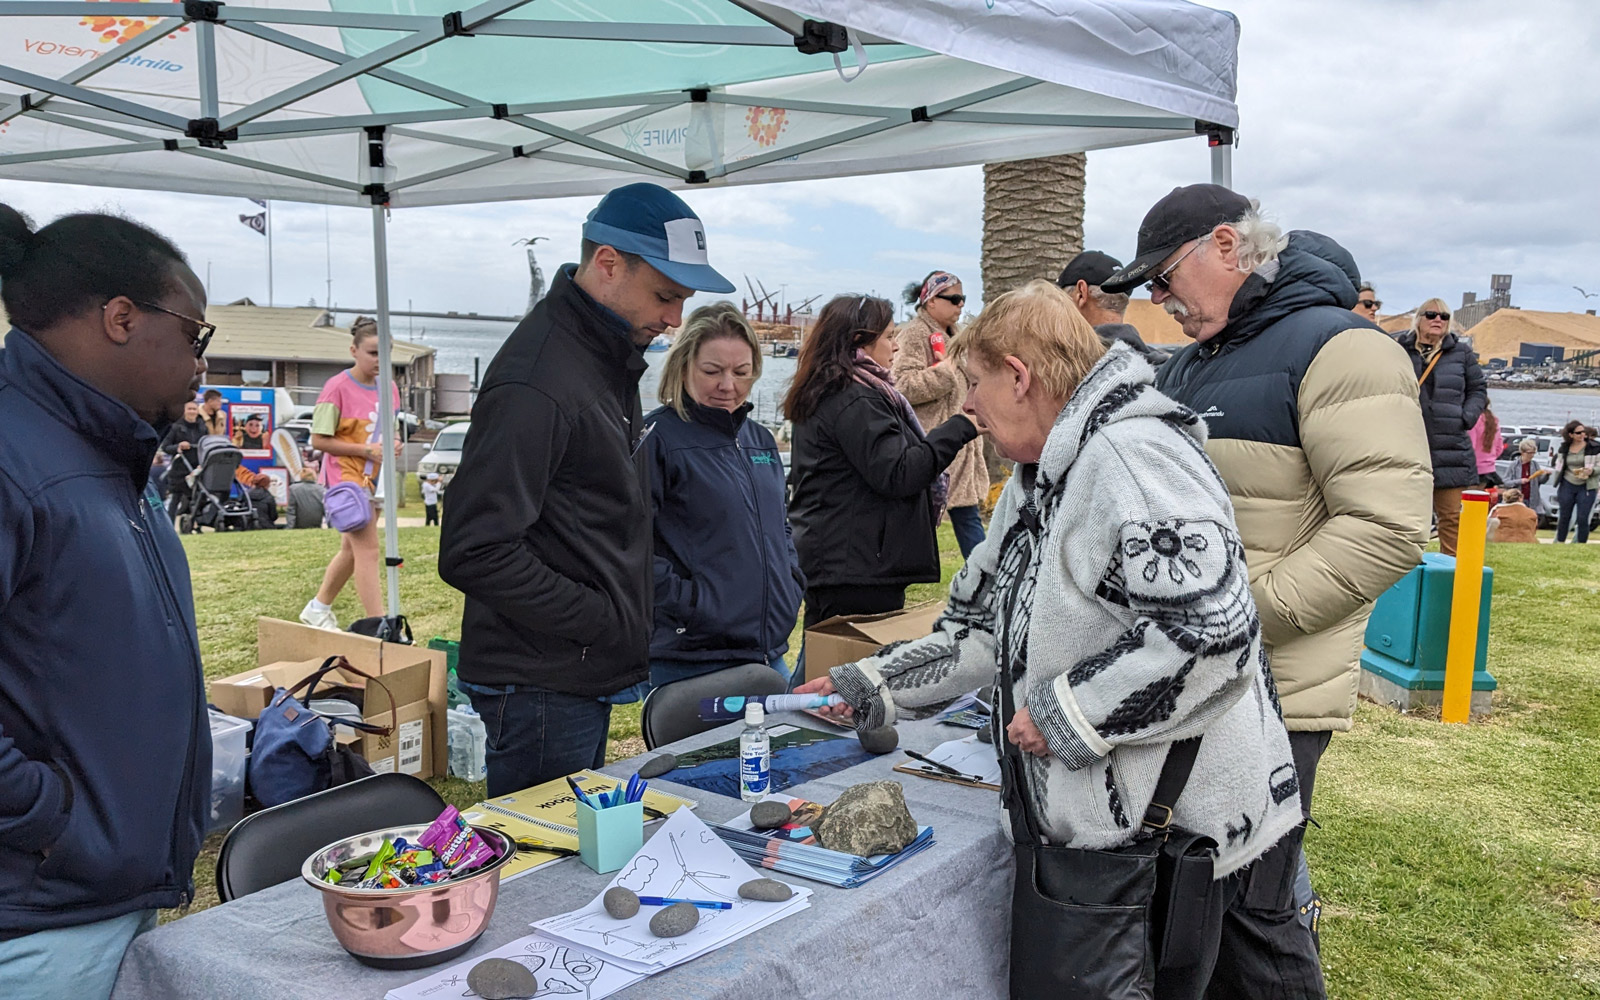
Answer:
[{"left": 1442, "top": 489, "right": 1492, "bottom": 723}]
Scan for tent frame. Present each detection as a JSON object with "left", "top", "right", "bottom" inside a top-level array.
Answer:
[{"left": 0, "top": 1, "right": 1236, "bottom": 618}]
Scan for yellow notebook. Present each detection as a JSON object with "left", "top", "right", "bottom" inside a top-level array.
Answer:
[
  {"left": 458, "top": 806, "right": 579, "bottom": 883},
  {"left": 483, "top": 769, "right": 696, "bottom": 836}
]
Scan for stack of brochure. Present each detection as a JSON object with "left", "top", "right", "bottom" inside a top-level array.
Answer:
[{"left": 714, "top": 795, "right": 935, "bottom": 888}]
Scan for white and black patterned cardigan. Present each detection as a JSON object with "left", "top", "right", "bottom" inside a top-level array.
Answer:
[{"left": 831, "top": 344, "right": 1302, "bottom": 877}]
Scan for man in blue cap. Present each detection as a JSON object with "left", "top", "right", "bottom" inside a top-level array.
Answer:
[{"left": 440, "top": 183, "right": 735, "bottom": 794}]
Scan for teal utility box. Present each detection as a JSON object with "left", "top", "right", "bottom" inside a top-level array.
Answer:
[{"left": 1359, "top": 553, "right": 1496, "bottom": 715}]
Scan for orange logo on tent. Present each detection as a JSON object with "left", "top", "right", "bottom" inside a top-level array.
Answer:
[
  {"left": 78, "top": 0, "right": 187, "bottom": 46},
  {"left": 745, "top": 107, "right": 788, "bottom": 148}
]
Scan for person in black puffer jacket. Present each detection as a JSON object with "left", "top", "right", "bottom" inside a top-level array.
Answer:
[
  {"left": 1395, "top": 297, "right": 1487, "bottom": 555},
  {"left": 785, "top": 295, "right": 977, "bottom": 630},
  {"left": 637, "top": 303, "right": 803, "bottom": 693}
]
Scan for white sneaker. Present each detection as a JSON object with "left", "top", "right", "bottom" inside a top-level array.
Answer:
[{"left": 300, "top": 600, "right": 340, "bottom": 631}]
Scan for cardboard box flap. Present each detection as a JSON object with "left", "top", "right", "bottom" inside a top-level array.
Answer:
[{"left": 811, "top": 601, "right": 946, "bottom": 644}]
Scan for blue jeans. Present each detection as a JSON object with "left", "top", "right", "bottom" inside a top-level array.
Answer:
[
  {"left": 0, "top": 909, "right": 156, "bottom": 1000},
  {"left": 1555, "top": 480, "right": 1596, "bottom": 543},
  {"left": 948, "top": 504, "right": 986, "bottom": 559},
  {"left": 459, "top": 681, "right": 613, "bottom": 797}
]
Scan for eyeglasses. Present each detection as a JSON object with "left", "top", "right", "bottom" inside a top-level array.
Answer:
[
  {"left": 1422, "top": 310, "right": 1451, "bottom": 322},
  {"left": 1147, "top": 235, "right": 1211, "bottom": 294},
  {"left": 1358, "top": 299, "right": 1382, "bottom": 310},
  {"left": 934, "top": 293, "right": 966, "bottom": 307},
  {"left": 112, "top": 299, "right": 216, "bottom": 358}
]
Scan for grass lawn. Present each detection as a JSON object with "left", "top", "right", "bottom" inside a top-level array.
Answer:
[{"left": 172, "top": 523, "right": 1599, "bottom": 997}]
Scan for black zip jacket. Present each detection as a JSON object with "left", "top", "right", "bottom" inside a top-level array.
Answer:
[
  {"left": 159, "top": 416, "right": 207, "bottom": 479},
  {"left": 788, "top": 381, "right": 977, "bottom": 589},
  {"left": 0, "top": 327, "right": 208, "bottom": 938},
  {"left": 439, "top": 267, "right": 653, "bottom": 696},
  {"left": 1395, "top": 329, "right": 1488, "bottom": 489},
  {"left": 645, "top": 399, "right": 803, "bottom": 664}
]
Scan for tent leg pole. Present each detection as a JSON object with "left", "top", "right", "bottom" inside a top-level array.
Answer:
[
  {"left": 1210, "top": 142, "right": 1232, "bottom": 189},
  {"left": 371, "top": 203, "right": 402, "bottom": 618}
]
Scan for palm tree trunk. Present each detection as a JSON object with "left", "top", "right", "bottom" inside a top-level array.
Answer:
[
  {"left": 981, "top": 153, "right": 1087, "bottom": 299},
  {"left": 978, "top": 153, "right": 1087, "bottom": 481}
]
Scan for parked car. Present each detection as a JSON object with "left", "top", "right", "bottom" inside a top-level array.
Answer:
[{"left": 417, "top": 421, "right": 470, "bottom": 487}]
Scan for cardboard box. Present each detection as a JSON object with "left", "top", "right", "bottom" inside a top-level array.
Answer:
[
  {"left": 254, "top": 618, "right": 450, "bottom": 779},
  {"left": 208, "top": 655, "right": 435, "bottom": 778},
  {"left": 803, "top": 601, "right": 947, "bottom": 683}
]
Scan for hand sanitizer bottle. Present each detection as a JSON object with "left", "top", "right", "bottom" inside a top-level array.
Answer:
[{"left": 739, "top": 702, "right": 771, "bottom": 802}]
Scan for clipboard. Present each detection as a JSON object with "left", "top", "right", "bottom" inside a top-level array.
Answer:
[{"left": 892, "top": 761, "right": 1001, "bottom": 792}]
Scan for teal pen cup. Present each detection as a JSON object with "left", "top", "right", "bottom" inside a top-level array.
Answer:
[{"left": 576, "top": 799, "right": 644, "bottom": 874}]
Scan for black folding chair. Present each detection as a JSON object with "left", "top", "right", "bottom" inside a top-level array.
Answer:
[
  {"left": 640, "top": 663, "right": 790, "bottom": 750},
  {"left": 215, "top": 772, "right": 445, "bottom": 902}
]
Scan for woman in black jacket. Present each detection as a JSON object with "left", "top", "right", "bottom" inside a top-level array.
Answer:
[
  {"left": 1396, "top": 298, "right": 1487, "bottom": 555},
  {"left": 785, "top": 294, "right": 978, "bottom": 629},
  {"left": 640, "top": 303, "right": 804, "bottom": 691}
]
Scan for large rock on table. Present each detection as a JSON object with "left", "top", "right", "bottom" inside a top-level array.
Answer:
[{"left": 816, "top": 780, "right": 917, "bottom": 857}]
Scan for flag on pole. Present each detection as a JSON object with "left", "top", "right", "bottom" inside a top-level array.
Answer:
[{"left": 239, "top": 212, "right": 266, "bottom": 235}]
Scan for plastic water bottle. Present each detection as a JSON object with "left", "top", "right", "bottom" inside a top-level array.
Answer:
[
  {"left": 447, "top": 707, "right": 483, "bottom": 780},
  {"left": 739, "top": 702, "right": 771, "bottom": 802},
  {"left": 463, "top": 708, "right": 488, "bottom": 783}
]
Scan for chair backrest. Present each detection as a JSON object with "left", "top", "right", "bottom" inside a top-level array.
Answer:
[
  {"left": 215, "top": 772, "right": 445, "bottom": 902},
  {"left": 641, "top": 663, "right": 790, "bottom": 750}
]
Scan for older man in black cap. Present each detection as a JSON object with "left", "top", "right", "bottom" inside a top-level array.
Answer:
[
  {"left": 1057, "top": 249, "right": 1168, "bottom": 363},
  {"left": 1101, "top": 184, "right": 1432, "bottom": 997}
]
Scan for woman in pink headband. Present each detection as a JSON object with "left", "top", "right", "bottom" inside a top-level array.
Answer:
[{"left": 894, "top": 270, "right": 990, "bottom": 558}]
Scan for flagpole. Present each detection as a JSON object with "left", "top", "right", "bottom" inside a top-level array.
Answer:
[{"left": 266, "top": 201, "right": 274, "bottom": 307}]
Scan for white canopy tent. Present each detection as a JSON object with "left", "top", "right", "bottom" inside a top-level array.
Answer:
[{"left": 0, "top": 0, "right": 1240, "bottom": 616}]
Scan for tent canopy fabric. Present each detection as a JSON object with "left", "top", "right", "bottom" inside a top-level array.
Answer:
[{"left": 0, "top": 0, "right": 1239, "bottom": 207}]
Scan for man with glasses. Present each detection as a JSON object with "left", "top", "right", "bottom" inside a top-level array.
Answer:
[
  {"left": 1352, "top": 282, "right": 1382, "bottom": 323},
  {"left": 1101, "top": 185, "right": 1432, "bottom": 998},
  {"left": 1056, "top": 249, "right": 1169, "bottom": 363},
  {"left": 0, "top": 204, "right": 211, "bottom": 1000}
]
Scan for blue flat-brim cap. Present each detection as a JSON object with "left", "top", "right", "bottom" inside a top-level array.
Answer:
[{"left": 582, "top": 182, "right": 736, "bottom": 294}]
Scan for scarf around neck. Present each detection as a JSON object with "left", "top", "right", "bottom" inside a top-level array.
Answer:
[{"left": 853, "top": 348, "right": 951, "bottom": 515}]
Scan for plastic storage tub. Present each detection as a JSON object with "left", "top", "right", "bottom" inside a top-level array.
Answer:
[{"left": 207, "top": 709, "right": 254, "bottom": 836}]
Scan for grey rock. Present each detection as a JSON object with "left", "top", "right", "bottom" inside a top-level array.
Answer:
[
  {"left": 816, "top": 780, "right": 918, "bottom": 857},
  {"left": 467, "top": 957, "right": 540, "bottom": 1000},
  {"left": 603, "top": 886, "right": 639, "bottom": 920},
  {"left": 637, "top": 754, "right": 677, "bottom": 779},
  {"left": 749, "top": 800, "right": 792, "bottom": 830},
  {"left": 858, "top": 726, "right": 899, "bottom": 754},
  {"left": 738, "top": 878, "right": 794, "bottom": 902},
  {"left": 649, "top": 901, "right": 699, "bottom": 938},
  {"left": 976, "top": 725, "right": 993, "bottom": 744}
]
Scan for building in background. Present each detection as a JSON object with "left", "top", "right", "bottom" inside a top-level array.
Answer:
[{"left": 1456, "top": 274, "right": 1514, "bottom": 330}]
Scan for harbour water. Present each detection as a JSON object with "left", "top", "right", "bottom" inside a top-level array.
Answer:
[{"left": 408, "top": 316, "right": 1600, "bottom": 429}]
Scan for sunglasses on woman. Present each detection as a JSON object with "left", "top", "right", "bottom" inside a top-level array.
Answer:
[
  {"left": 1422, "top": 310, "right": 1451, "bottom": 322},
  {"left": 935, "top": 293, "right": 966, "bottom": 307},
  {"left": 1358, "top": 298, "right": 1382, "bottom": 310}
]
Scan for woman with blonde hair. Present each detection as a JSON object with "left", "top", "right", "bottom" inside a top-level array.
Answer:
[
  {"left": 800, "top": 281, "right": 1300, "bottom": 998},
  {"left": 1397, "top": 297, "right": 1487, "bottom": 554},
  {"left": 636, "top": 302, "right": 802, "bottom": 692},
  {"left": 895, "top": 270, "right": 989, "bottom": 556}
]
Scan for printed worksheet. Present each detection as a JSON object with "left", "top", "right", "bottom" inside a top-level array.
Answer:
[{"left": 384, "top": 934, "right": 643, "bottom": 1000}]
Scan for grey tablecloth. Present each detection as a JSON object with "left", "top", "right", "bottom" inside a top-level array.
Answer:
[{"left": 111, "top": 715, "right": 1013, "bottom": 1000}]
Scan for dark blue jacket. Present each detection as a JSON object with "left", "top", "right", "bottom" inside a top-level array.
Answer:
[
  {"left": 0, "top": 327, "right": 209, "bottom": 937},
  {"left": 644, "top": 399, "right": 803, "bottom": 664}
]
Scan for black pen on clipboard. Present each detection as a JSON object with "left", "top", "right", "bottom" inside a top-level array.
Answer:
[{"left": 903, "top": 749, "right": 984, "bottom": 784}]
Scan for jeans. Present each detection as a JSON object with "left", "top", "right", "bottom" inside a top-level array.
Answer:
[
  {"left": 947, "top": 504, "right": 986, "bottom": 559},
  {"left": 0, "top": 909, "right": 156, "bottom": 1000},
  {"left": 459, "top": 680, "right": 613, "bottom": 797},
  {"left": 1555, "top": 480, "right": 1596, "bottom": 543}
]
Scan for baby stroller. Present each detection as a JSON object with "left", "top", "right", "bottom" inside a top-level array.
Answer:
[{"left": 178, "top": 435, "right": 259, "bottom": 533}]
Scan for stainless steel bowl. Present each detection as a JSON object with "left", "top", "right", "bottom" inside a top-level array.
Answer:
[{"left": 302, "top": 823, "right": 514, "bottom": 970}]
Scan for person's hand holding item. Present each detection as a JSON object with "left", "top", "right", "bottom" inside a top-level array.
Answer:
[
  {"left": 793, "top": 675, "right": 853, "bottom": 722},
  {"left": 177, "top": 440, "right": 191, "bottom": 452},
  {"left": 1006, "top": 706, "right": 1051, "bottom": 758}
]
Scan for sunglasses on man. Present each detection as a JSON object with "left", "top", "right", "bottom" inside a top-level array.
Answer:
[
  {"left": 935, "top": 293, "right": 966, "bottom": 307},
  {"left": 1421, "top": 310, "right": 1451, "bottom": 322},
  {"left": 1148, "top": 234, "right": 1212, "bottom": 294},
  {"left": 1358, "top": 298, "right": 1382, "bottom": 310}
]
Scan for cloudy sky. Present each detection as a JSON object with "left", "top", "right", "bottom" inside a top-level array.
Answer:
[{"left": 1, "top": 0, "right": 1596, "bottom": 324}]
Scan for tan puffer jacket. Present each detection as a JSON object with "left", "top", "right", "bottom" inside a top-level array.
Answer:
[
  {"left": 892, "top": 312, "right": 989, "bottom": 510},
  {"left": 1156, "top": 232, "right": 1434, "bottom": 731}
]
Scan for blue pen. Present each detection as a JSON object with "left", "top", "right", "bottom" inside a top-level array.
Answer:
[
  {"left": 636, "top": 896, "right": 733, "bottom": 910},
  {"left": 566, "top": 775, "right": 595, "bottom": 808},
  {"left": 625, "top": 773, "right": 641, "bottom": 803}
]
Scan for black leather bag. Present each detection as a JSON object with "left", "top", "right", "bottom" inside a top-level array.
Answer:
[
  {"left": 348, "top": 614, "right": 413, "bottom": 645},
  {"left": 998, "top": 667, "right": 1219, "bottom": 999}
]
